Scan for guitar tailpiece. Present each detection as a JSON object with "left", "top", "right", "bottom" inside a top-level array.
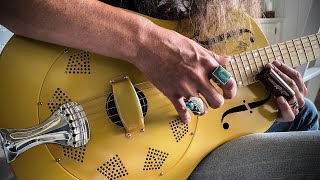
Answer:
[{"left": 0, "top": 102, "right": 90, "bottom": 163}]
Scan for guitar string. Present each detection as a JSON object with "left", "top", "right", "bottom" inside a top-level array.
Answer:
[
  {"left": 80, "top": 90, "right": 168, "bottom": 116},
  {"left": 229, "top": 44, "right": 319, "bottom": 86},
  {"left": 86, "top": 107, "right": 180, "bottom": 132},
  {"left": 231, "top": 37, "right": 320, "bottom": 72},
  {"left": 226, "top": 36, "right": 320, "bottom": 85},
  {"left": 66, "top": 47, "right": 320, "bottom": 129},
  {"left": 50, "top": 38, "right": 320, "bottom": 128},
  {"left": 75, "top": 37, "right": 320, "bottom": 108},
  {"left": 66, "top": 99, "right": 178, "bottom": 130},
  {"left": 76, "top": 41, "right": 320, "bottom": 108},
  {"left": 69, "top": 41, "right": 320, "bottom": 121},
  {"left": 230, "top": 36, "right": 319, "bottom": 70},
  {"left": 132, "top": 34, "right": 318, "bottom": 88}
]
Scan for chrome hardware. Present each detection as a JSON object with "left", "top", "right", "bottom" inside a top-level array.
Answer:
[
  {"left": 0, "top": 102, "right": 90, "bottom": 163},
  {"left": 125, "top": 133, "right": 132, "bottom": 138}
]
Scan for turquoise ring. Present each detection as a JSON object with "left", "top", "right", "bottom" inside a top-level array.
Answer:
[
  {"left": 211, "top": 65, "right": 231, "bottom": 85},
  {"left": 184, "top": 96, "right": 205, "bottom": 115}
]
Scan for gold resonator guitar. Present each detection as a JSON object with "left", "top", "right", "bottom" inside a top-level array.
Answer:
[{"left": 0, "top": 11, "right": 319, "bottom": 179}]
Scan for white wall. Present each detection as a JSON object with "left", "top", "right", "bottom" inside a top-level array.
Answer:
[{"left": 273, "top": 0, "right": 313, "bottom": 41}]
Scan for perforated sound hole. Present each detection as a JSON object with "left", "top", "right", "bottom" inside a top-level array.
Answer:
[
  {"left": 65, "top": 51, "right": 91, "bottom": 74},
  {"left": 143, "top": 148, "right": 169, "bottom": 171},
  {"left": 62, "top": 145, "right": 86, "bottom": 163},
  {"left": 169, "top": 119, "right": 189, "bottom": 142},
  {"left": 48, "top": 88, "right": 71, "bottom": 113},
  {"left": 106, "top": 88, "right": 147, "bottom": 127},
  {"left": 97, "top": 155, "right": 128, "bottom": 179}
]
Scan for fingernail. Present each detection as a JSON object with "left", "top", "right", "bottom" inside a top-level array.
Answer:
[
  {"left": 273, "top": 60, "right": 281, "bottom": 66},
  {"left": 265, "top": 63, "right": 272, "bottom": 68},
  {"left": 221, "top": 55, "right": 231, "bottom": 59}
]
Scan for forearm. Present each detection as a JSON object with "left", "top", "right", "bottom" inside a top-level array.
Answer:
[
  {"left": 0, "top": 0, "right": 238, "bottom": 122},
  {"left": 0, "top": 0, "right": 153, "bottom": 63}
]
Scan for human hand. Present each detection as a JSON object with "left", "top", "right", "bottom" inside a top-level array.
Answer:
[
  {"left": 266, "top": 61, "right": 307, "bottom": 122},
  {"left": 134, "top": 24, "right": 237, "bottom": 123}
]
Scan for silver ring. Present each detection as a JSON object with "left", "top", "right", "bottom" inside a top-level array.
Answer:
[
  {"left": 289, "top": 101, "right": 299, "bottom": 110},
  {"left": 184, "top": 96, "right": 205, "bottom": 115}
]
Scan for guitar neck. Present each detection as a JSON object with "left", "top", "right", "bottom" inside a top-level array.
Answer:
[{"left": 225, "top": 33, "right": 320, "bottom": 87}]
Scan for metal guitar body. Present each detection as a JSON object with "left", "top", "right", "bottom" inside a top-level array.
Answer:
[{"left": 0, "top": 11, "right": 277, "bottom": 179}]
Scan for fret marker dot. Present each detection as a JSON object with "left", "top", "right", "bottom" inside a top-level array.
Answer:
[
  {"left": 245, "top": 66, "right": 250, "bottom": 71},
  {"left": 254, "top": 52, "right": 258, "bottom": 57},
  {"left": 299, "top": 50, "right": 303, "bottom": 54},
  {"left": 239, "top": 81, "right": 242, "bottom": 85},
  {"left": 277, "top": 56, "right": 282, "bottom": 60}
]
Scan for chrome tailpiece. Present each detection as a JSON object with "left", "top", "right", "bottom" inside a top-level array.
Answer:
[{"left": 0, "top": 102, "right": 90, "bottom": 163}]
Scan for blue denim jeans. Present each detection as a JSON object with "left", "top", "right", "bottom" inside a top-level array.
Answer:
[{"left": 266, "top": 98, "right": 319, "bottom": 132}]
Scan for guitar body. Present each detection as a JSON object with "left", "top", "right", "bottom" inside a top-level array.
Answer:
[{"left": 0, "top": 12, "right": 277, "bottom": 179}]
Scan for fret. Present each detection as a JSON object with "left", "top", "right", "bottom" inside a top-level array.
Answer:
[
  {"left": 315, "top": 34, "right": 320, "bottom": 59},
  {"left": 263, "top": 47, "right": 271, "bottom": 64},
  {"left": 292, "top": 39, "right": 301, "bottom": 65},
  {"left": 284, "top": 41, "right": 294, "bottom": 67},
  {"left": 300, "top": 37, "right": 309, "bottom": 62},
  {"left": 223, "top": 33, "right": 320, "bottom": 88},
  {"left": 233, "top": 56, "right": 244, "bottom": 86},
  {"left": 251, "top": 51, "right": 260, "bottom": 72},
  {"left": 224, "top": 64, "right": 237, "bottom": 85},
  {"left": 315, "top": 34, "right": 320, "bottom": 50},
  {"left": 296, "top": 38, "right": 307, "bottom": 64},
  {"left": 239, "top": 54, "right": 250, "bottom": 84},
  {"left": 315, "top": 34, "right": 320, "bottom": 48},
  {"left": 270, "top": 45, "right": 277, "bottom": 63},
  {"left": 229, "top": 58, "right": 240, "bottom": 87},
  {"left": 307, "top": 36, "right": 316, "bottom": 59},
  {"left": 257, "top": 49, "right": 265, "bottom": 67},
  {"left": 277, "top": 43, "right": 286, "bottom": 65},
  {"left": 245, "top": 52, "right": 254, "bottom": 79}
]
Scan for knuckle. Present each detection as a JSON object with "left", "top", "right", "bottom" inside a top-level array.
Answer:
[
  {"left": 177, "top": 105, "right": 187, "bottom": 113},
  {"left": 210, "top": 96, "right": 224, "bottom": 109},
  {"left": 288, "top": 79, "right": 296, "bottom": 87},
  {"left": 294, "top": 70, "right": 302, "bottom": 79},
  {"left": 189, "top": 70, "right": 201, "bottom": 80}
]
